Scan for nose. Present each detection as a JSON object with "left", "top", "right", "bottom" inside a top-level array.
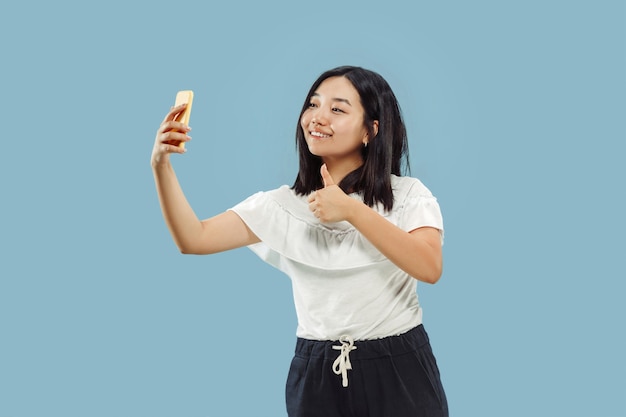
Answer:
[{"left": 310, "top": 109, "right": 328, "bottom": 126}]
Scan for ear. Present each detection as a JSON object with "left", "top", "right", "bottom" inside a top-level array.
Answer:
[{"left": 363, "top": 120, "right": 379, "bottom": 146}]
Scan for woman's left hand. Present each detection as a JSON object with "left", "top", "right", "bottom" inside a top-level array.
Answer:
[{"left": 308, "top": 164, "right": 357, "bottom": 223}]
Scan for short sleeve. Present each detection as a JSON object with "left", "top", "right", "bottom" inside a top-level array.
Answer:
[
  {"left": 228, "top": 186, "right": 388, "bottom": 270},
  {"left": 228, "top": 190, "right": 286, "bottom": 268},
  {"left": 397, "top": 183, "right": 444, "bottom": 244}
]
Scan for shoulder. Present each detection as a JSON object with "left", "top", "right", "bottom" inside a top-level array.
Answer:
[
  {"left": 237, "top": 185, "right": 300, "bottom": 202},
  {"left": 264, "top": 184, "right": 301, "bottom": 199},
  {"left": 389, "top": 175, "right": 444, "bottom": 235},
  {"left": 262, "top": 185, "right": 308, "bottom": 208},
  {"left": 233, "top": 185, "right": 310, "bottom": 219},
  {"left": 391, "top": 175, "right": 435, "bottom": 201}
]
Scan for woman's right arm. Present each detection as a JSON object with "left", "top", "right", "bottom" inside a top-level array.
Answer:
[{"left": 151, "top": 105, "right": 260, "bottom": 254}]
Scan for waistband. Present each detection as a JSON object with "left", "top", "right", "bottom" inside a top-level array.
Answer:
[{"left": 294, "top": 324, "right": 430, "bottom": 361}]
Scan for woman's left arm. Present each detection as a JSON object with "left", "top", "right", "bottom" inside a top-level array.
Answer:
[
  {"left": 309, "top": 165, "right": 442, "bottom": 284},
  {"left": 347, "top": 205, "right": 442, "bottom": 283}
]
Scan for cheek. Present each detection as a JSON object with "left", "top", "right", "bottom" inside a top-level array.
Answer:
[
  {"left": 300, "top": 112, "right": 311, "bottom": 129},
  {"left": 344, "top": 122, "right": 366, "bottom": 139}
]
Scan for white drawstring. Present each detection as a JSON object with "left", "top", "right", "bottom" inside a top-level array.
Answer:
[{"left": 332, "top": 335, "right": 357, "bottom": 387}]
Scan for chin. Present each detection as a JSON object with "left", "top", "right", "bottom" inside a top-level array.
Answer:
[{"left": 307, "top": 144, "right": 325, "bottom": 157}]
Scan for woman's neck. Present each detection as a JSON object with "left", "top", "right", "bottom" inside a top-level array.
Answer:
[{"left": 322, "top": 156, "right": 363, "bottom": 185}]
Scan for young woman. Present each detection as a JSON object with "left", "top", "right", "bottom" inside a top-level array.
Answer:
[{"left": 151, "top": 66, "right": 449, "bottom": 417}]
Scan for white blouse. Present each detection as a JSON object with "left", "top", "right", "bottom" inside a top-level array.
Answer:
[{"left": 229, "top": 175, "right": 444, "bottom": 341}]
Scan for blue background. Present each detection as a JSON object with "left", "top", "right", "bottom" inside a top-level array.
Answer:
[{"left": 1, "top": 1, "right": 624, "bottom": 416}]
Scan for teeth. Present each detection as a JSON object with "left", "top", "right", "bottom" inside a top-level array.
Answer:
[{"left": 310, "top": 131, "right": 330, "bottom": 138}]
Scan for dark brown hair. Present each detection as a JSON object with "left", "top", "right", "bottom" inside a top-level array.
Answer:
[{"left": 292, "top": 66, "right": 410, "bottom": 211}]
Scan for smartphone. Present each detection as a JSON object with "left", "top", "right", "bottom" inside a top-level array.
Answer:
[{"left": 173, "top": 90, "right": 194, "bottom": 148}]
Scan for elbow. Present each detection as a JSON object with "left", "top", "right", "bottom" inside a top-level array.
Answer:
[
  {"left": 177, "top": 241, "right": 203, "bottom": 255},
  {"left": 423, "top": 273, "right": 442, "bottom": 285},
  {"left": 174, "top": 232, "right": 209, "bottom": 255},
  {"left": 174, "top": 239, "right": 192, "bottom": 254},
  {"left": 412, "top": 263, "right": 443, "bottom": 284},
  {"left": 177, "top": 241, "right": 215, "bottom": 255},
  {"left": 417, "top": 272, "right": 442, "bottom": 285},
  {"left": 178, "top": 246, "right": 208, "bottom": 255},
  {"left": 178, "top": 245, "right": 194, "bottom": 255}
]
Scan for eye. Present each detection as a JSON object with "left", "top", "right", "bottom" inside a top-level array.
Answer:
[
  {"left": 332, "top": 107, "right": 345, "bottom": 113},
  {"left": 308, "top": 102, "right": 318, "bottom": 108}
]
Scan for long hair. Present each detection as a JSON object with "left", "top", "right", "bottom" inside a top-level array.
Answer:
[{"left": 292, "top": 66, "right": 410, "bottom": 211}]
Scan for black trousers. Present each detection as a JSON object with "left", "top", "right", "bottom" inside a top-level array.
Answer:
[{"left": 286, "top": 325, "right": 448, "bottom": 417}]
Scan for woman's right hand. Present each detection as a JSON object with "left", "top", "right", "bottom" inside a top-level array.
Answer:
[{"left": 151, "top": 104, "right": 192, "bottom": 167}]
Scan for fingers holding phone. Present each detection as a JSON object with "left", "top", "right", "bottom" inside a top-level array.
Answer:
[
  {"left": 166, "top": 90, "right": 193, "bottom": 149},
  {"left": 151, "top": 91, "right": 194, "bottom": 166},
  {"left": 172, "top": 91, "right": 193, "bottom": 149}
]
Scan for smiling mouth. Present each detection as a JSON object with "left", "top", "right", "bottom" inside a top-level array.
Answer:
[{"left": 310, "top": 131, "right": 331, "bottom": 139}]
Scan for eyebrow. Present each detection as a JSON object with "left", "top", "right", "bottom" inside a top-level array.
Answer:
[{"left": 311, "top": 93, "right": 352, "bottom": 106}]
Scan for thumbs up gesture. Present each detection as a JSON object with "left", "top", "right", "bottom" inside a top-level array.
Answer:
[
  {"left": 320, "top": 163, "right": 335, "bottom": 188},
  {"left": 308, "top": 164, "right": 356, "bottom": 223}
]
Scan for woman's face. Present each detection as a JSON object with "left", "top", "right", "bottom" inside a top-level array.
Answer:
[{"left": 300, "top": 76, "right": 370, "bottom": 163}]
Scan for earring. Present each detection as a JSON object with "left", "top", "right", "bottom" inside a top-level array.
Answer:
[{"left": 364, "top": 142, "right": 368, "bottom": 148}]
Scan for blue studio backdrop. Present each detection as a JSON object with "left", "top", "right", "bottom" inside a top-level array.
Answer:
[{"left": 1, "top": 1, "right": 624, "bottom": 416}]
